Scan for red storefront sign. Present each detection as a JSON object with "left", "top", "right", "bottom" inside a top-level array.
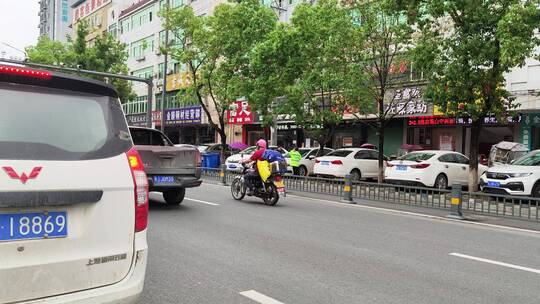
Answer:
[{"left": 227, "top": 100, "right": 254, "bottom": 124}]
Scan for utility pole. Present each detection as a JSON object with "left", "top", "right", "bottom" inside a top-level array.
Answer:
[{"left": 160, "top": 0, "right": 170, "bottom": 132}]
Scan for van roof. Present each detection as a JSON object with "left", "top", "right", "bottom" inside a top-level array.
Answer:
[{"left": 0, "top": 64, "right": 119, "bottom": 98}]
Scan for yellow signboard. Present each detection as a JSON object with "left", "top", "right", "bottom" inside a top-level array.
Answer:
[{"left": 166, "top": 72, "right": 192, "bottom": 91}]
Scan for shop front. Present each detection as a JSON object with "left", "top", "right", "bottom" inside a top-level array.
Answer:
[
  {"left": 227, "top": 99, "right": 268, "bottom": 146},
  {"left": 163, "top": 105, "right": 215, "bottom": 145},
  {"left": 520, "top": 113, "right": 540, "bottom": 150},
  {"left": 407, "top": 115, "right": 521, "bottom": 156}
]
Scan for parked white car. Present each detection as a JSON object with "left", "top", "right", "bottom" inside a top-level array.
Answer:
[
  {"left": 0, "top": 65, "right": 147, "bottom": 303},
  {"left": 385, "top": 150, "right": 488, "bottom": 189},
  {"left": 480, "top": 149, "right": 540, "bottom": 197},
  {"left": 313, "top": 148, "right": 384, "bottom": 180},
  {"left": 289, "top": 147, "right": 333, "bottom": 176},
  {"left": 225, "top": 146, "right": 288, "bottom": 172}
]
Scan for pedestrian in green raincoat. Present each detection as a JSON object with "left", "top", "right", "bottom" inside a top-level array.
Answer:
[{"left": 289, "top": 145, "right": 302, "bottom": 176}]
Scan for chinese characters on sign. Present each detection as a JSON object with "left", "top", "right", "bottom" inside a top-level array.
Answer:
[
  {"left": 408, "top": 115, "right": 522, "bottom": 126},
  {"left": 385, "top": 100, "right": 428, "bottom": 116},
  {"left": 73, "top": 0, "right": 111, "bottom": 22},
  {"left": 165, "top": 106, "right": 202, "bottom": 125},
  {"left": 166, "top": 72, "right": 193, "bottom": 91},
  {"left": 227, "top": 100, "right": 254, "bottom": 124}
]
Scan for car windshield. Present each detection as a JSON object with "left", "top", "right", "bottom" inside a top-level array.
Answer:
[
  {"left": 512, "top": 151, "right": 540, "bottom": 166},
  {"left": 299, "top": 149, "right": 311, "bottom": 156},
  {"left": 398, "top": 152, "right": 435, "bottom": 162},
  {"left": 240, "top": 146, "right": 257, "bottom": 154},
  {"left": 326, "top": 150, "right": 353, "bottom": 157}
]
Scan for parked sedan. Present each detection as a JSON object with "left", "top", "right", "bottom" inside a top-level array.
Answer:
[
  {"left": 385, "top": 150, "right": 488, "bottom": 189},
  {"left": 289, "top": 147, "right": 333, "bottom": 176},
  {"left": 480, "top": 149, "right": 540, "bottom": 197},
  {"left": 313, "top": 148, "right": 383, "bottom": 180}
]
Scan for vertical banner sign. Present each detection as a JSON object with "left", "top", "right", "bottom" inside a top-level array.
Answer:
[{"left": 227, "top": 100, "right": 254, "bottom": 124}]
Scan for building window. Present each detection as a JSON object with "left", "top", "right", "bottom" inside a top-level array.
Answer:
[
  {"left": 109, "top": 24, "right": 118, "bottom": 39},
  {"left": 123, "top": 95, "right": 148, "bottom": 114},
  {"left": 131, "top": 66, "right": 154, "bottom": 79},
  {"left": 130, "top": 35, "right": 155, "bottom": 59}
]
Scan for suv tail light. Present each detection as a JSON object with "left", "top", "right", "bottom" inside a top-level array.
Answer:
[
  {"left": 195, "top": 149, "right": 202, "bottom": 167},
  {"left": 411, "top": 163, "right": 430, "bottom": 169},
  {"left": 127, "top": 148, "right": 148, "bottom": 232},
  {"left": 331, "top": 160, "right": 343, "bottom": 165}
]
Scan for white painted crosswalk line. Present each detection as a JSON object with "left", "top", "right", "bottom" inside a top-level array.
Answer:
[{"left": 240, "top": 290, "right": 285, "bottom": 304}]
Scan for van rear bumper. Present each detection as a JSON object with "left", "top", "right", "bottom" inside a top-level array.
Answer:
[{"left": 22, "top": 235, "right": 148, "bottom": 304}]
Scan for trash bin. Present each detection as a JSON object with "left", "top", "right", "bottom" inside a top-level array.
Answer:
[{"left": 202, "top": 152, "right": 220, "bottom": 168}]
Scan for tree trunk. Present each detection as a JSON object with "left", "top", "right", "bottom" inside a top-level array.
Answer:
[
  {"left": 377, "top": 122, "right": 385, "bottom": 183},
  {"left": 219, "top": 129, "right": 227, "bottom": 165},
  {"left": 468, "top": 119, "right": 481, "bottom": 191}
]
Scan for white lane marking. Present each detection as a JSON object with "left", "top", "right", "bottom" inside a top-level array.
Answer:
[
  {"left": 240, "top": 290, "right": 285, "bottom": 304},
  {"left": 450, "top": 253, "right": 540, "bottom": 274},
  {"left": 202, "top": 182, "right": 540, "bottom": 236},
  {"left": 185, "top": 198, "right": 220, "bottom": 206}
]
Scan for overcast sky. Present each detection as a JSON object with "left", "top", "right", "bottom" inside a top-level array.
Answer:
[{"left": 0, "top": 1, "right": 40, "bottom": 58}]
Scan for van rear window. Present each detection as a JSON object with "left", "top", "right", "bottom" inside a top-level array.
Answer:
[{"left": 0, "top": 83, "right": 132, "bottom": 160}]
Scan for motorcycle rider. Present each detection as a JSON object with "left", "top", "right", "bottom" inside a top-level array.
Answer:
[{"left": 239, "top": 139, "right": 267, "bottom": 196}]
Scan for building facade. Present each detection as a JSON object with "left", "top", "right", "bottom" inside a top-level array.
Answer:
[{"left": 38, "top": 0, "right": 74, "bottom": 42}]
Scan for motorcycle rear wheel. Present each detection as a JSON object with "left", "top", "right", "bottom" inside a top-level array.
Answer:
[
  {"left": 231, "top": 177, "right": 246, "bottom": 200},
  {"left": 263, "top": 183, "right": 279, "bottom": 206}
]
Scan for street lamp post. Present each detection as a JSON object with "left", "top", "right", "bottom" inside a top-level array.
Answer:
[{"left": 160, "top": 0, "right": 170, "bottom": 133}]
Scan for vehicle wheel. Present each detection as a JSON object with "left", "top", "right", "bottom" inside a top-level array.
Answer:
[
  {"left": 350, "top": 169, "right": 361, "bottom": 181},
  {"left": 298, "top": 165, "right": 308, "bottom": 176},
  {"left": 531, "top": 182, "right": 540, "bottom": 198},
  {"left": 263, "top": 184, "right": 279, "bottom": 206},
  {"left": 434, "top": 174, "right": 448, "bottom": 190},
  {"left": 231, "top": 177, "right": 246, "bottom": 200},
  {"left": 163, "top": 188, "right": 186, "bottom": 205}
]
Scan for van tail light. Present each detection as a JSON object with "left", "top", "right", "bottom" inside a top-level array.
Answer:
[
  {"left": 127, "top": 148, "right": 148, "bottom": 232},
  {"left": 0, "top": 65, "right": 52, "bottom": 79},
  {"left": 315, "top": 160, "right": 321, "bottom": 164},
  {"left": 411, "top": 163, "right": 430, "bottom": 169},
  {"left": 331, "top": 160, "right": 343, "bottom": 165}
]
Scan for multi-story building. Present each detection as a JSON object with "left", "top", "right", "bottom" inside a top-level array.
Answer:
[
  {"left": 38, "top": 0, "right": 74, "bottom": 42},
  {"left": 119, "top": 0, "right": 229, "bottom": 144}
]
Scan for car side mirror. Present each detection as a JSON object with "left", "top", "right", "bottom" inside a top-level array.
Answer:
[{"left": 308, "top": 155, "right": 315, "bottom": 160}]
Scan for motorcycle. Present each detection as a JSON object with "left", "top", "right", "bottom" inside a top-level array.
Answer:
[{"left": 230, "top": 163, "right": 285, "bottom": 206}]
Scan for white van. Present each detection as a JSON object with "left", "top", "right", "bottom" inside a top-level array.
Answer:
[{"left": 0, "top": 65, "right": 148, "bottom": 303}]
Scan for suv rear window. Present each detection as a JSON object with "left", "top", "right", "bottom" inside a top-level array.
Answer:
[{"left": 0, "top": 83, "right": 131, "bottom": 160}]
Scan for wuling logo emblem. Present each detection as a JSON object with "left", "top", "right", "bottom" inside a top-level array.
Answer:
[{"left": 2, "top": 167, "right": 43, "bottom": 184}]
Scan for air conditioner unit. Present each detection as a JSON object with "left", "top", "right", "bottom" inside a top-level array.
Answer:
[{"left": 135, "top": 55, "right": 146, "bottom": 62}]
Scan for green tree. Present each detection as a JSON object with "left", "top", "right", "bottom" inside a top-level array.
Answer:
[
  {"left": 409, "top": 0, "right": 540, "bottom": 190},
  {"left": 163, "top": 0, "right": 276, "bottom": 159},
  {"left": 345, "top": 0, "right": 417, "bottom": 183},
  {"left": 250, "top": 0, "right": 362, "bottom": 156},
  {"left": 26, "top": 21, "right": 135, "bottom": 103}
]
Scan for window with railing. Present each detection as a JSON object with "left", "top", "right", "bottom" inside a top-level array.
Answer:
[
  {"left": 123, "top": 95, "right": 148, "bottom": 114},
  {"left": 131, "top": 35, "right": 155, "bottom": 59}
]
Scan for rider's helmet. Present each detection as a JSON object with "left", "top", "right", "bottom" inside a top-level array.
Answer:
[{"left": 256, "top": 139, "right": 267, "bottom": 149}]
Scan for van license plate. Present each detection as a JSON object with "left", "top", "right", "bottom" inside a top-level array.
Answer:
[
  {"left": 153, "top": 176, "right": 174, "bottom": 184},
  {"left": 0, "top": 212, "right": 67, "bottom": 242}
]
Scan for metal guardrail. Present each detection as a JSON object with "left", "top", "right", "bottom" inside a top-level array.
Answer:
[{"left": 199, "top": 167, "right": 540, "bottom": 222}]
